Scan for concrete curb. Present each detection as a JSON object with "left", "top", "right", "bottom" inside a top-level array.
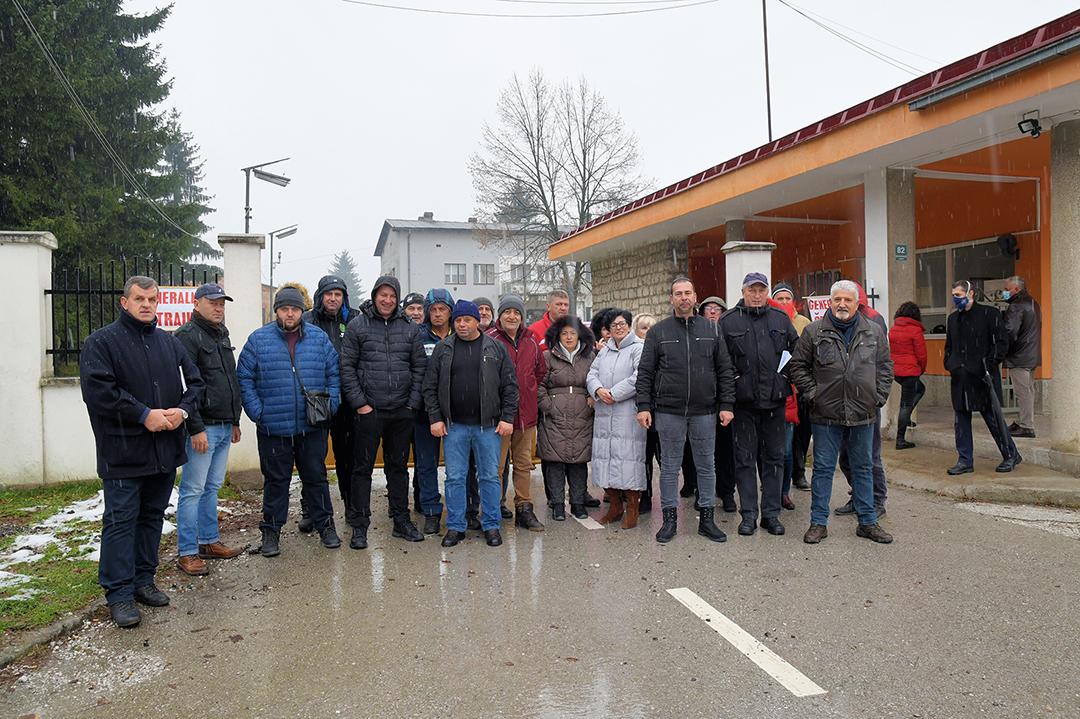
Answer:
[
  {"left": 0, "top": 597, "right": 105, "bottom": 670},
  {"left": 889, "top": 468, "right": 1080, "bottom": 508},
  {"left": 900, "top": 424, "right": 1080, "bottom": 478}
]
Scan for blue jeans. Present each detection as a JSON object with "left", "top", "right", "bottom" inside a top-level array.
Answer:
[
  {"left": 178, "top": 424, "right": 233, "bottom": 557},
  {"left": 443, "top": 424, "right": 502, "bottom": 532},
  {"left": 810, "top": 423, "right": 876, "bottom": 526},
  {"left": 655, "top": 412, "right": 717, "bottom": 509},
  {"left": 413, "top": 413, "right": 443, "bottom": 517},
  {"left": 782, "top": 422, "right": 795, "bottom": 496}
]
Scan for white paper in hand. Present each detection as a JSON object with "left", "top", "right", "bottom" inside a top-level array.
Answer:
[{"left": 777, "top": 350, "right": 791, "bottom": 373}]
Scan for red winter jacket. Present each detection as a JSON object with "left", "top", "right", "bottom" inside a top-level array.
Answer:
[
  {"left": 768, "top": 298, "right": 800, "bottom": 426},
  {"left": 487, "top": 322, "right": 547, "bottom": 430},
  {"left": 889, "top": 316, "right": 927, "bottom": 378},
  {"left": 528, "top": 312, "right": 555, "bottom": 350}
]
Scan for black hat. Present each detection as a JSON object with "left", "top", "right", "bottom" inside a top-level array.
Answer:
[
  {"left": 317, "top": 275, "right": 348, "bottom": 294},
  {"left": 402, "top": 292, "right": 425, "bottom": 308},
  {"left": 273, "top": 286, "right": 306, "bottom": 312},
  {"left": 194, "top": 282, "right": 233, "bottom": 301}
]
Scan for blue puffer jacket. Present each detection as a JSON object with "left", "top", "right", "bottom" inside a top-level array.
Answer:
[{"left": 237, "top": 321, "right": 341, "bottom": 437}]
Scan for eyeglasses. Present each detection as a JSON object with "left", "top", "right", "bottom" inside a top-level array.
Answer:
[{"left": 609, "top": 320, "right": 629, "bottom": 328}]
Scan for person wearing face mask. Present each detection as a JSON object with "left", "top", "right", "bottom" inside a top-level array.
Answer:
[
  {"left": 790, "top": 280, "right": 893, "bottom": 545},
  {"left": 944, "top": 280, "right": 1021, "bottom": 475},
  {"left": 1001, "top": 276, "right": 1041, "bottom": 439}
]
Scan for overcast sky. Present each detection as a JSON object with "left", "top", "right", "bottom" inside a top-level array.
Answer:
[{"left": 123, "top": 0, "right": 1076, "bottom": 298}]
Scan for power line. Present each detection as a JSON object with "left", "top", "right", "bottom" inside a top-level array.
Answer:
[
  {"left": 782, "top": 0, "right": 941, "bottom": 65},
  {"left": 10, "top": 0, "right": 201, "bottom": 240},
  {"left": 339, "top": 0, "right": 721, "bottom": 18},
  {"left": 777, "top": 0, "right": 926, "bottom": 76}
]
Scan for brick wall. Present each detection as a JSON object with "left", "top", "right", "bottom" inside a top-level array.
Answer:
[{"left": 591, "top": 237, "right": 689, "bottom": 317}]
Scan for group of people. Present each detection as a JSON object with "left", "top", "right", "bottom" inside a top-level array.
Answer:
[{"left": 79, "top": 268, "right": 1041, "bottom": 628}]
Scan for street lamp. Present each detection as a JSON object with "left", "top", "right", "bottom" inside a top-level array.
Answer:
[
  {"left": 268, "top": 224, "right": 298, "bottom": 291},
  {"left": 241, "top": 157, "right": 291, "bottom": 233}
]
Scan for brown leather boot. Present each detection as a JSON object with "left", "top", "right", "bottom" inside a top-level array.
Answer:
[
  {"left": 597, "top": 489, "right": 624, "bottom": 524},
  {"left": 199, "top": 542, "right": 243, "bottom": 559},
  {"left": 621, "top": 491, "right": 641, "bottom": 529},
  {"left": 177, "top": 555, "right": 209, "bottom": 576}
]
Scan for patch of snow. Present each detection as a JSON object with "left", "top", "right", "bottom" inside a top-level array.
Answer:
[
  {"left": 4, "top": 588, "right": 42, "bottom": 601},
  {"left": 12, "top": 533, "right": 57, "bottom": 551},
  {"left": 0, "top": 570, "right": 32, "bottom": 588}
]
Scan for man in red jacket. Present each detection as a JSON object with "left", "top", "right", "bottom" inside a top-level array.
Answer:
[
  {"left": 528, "top": 289, "right": 570, "bottom": 350},
  {"left": 489, "top": 294, "right": 547, "bottom": 531}
]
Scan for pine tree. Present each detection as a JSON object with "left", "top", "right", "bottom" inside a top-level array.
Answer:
[
  {"left": 328, "top": 251, "right": 363, "bottom": 298},
  {"left": 0, "top": 1, "right": 213, "bottom": 265}
]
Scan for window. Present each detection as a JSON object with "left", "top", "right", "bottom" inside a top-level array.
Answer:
[
  {"left": 915, "top": 238, "right": 1015, "bottom": 334},
  {"left": 474, "top": 263, "right": 495, "bottom": 285},
  {"left": 510, "top": 264, "right": 526, "bottom": 282},
  {"left": 444, "top": 263, "right": 466, "bottom": 285}
]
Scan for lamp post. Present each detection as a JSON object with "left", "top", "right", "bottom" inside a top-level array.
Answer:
[
  {"left": 267, "top": 224, "right": 298, "bottom": 292},
  {"left": 762, "top": 0, "right": 773, "bottom": 143},
  {"left": 241, "top": 157, "right": 291, "bottom": 233}
]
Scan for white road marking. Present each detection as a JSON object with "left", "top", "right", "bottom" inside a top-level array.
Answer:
[
  {"left": 667, "top": 587, "right": 827, "bottom": 698},
  {"left": 572, "top": 514, "right": 605, "bottom": 530}
]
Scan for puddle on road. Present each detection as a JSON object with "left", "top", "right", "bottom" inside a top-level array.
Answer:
[{"left": 956, "top": 502, "right": 1080, "bottom": 540}]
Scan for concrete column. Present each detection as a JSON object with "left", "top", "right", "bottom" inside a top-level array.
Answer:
[
  {"left": 0, "top": 232, "right": 57, "bottom": 485},
  {"left": 1050, "top": 119, "right": 1080, "bottom": 452},
  {"left": 720, "top": 222, "right": 775, "bottom": 308},
  {"left": 219, "top": 233, "right": 266, "bottom": 488}
]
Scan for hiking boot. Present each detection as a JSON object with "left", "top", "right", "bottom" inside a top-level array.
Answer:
[
  {"left": 947, "top": 464, "right": 974, "bottom": 476},
  {"left": 655, "top": 507, "right": 677, "bottom": 544},
  {"left": 484, "top": 529, "right": 503, "bottom": 546},
  {"left": 259, "top": 528, "right": 281, "bottom": 557},
  {"left": 583, "top": 492, "right": 601, "bottom": 508},
  {"left": 597, "top": 490, "right": 624, "bottom": 525},
  {"left": 198, "top": 542, "right": 243, "bottom": 560},
  {"left": 134, "top": 583, "right": 169, "bottom": 607},
  {"left": 721, "top": 495, "right": 738, "bottom": 513},
  {"left": 423, "top": 514, "right": 441, "bottom": 535},
  {"left": 996, "top": 454, "right": 1023, "bottom": 472},
  {"left": 856, "top": 523, "right": 894, "bottom": 544},
  {"left": 349, "top": 526, "right": 368, "bottom": 550},
  {"left": 441, "top": 530, "right": 465, "bottom": 548},
  {"left": 551, "top": 504, "right": 566, "bottom": 521},
  {"left": 833, "top": 500, "right": 855, "bottom": 515},
  {"left": 761, "top": 517, "right": 786, "bottom": 535},
  {"left": 803, "top": 524, "right": 828, "bottom": 544},
  {"left": 297, "top": 514, "right": 315, "bottom": 534},
  {"left": 177, "top": 554, "right": 209, "bottom": 576},
  {"left": 570, "top": 503, "right": 587, "bottom": 519},
  {"left": 515, "top": 503, "right": 545, "bottom": 532},
  {"left": 737, "top": 515, "right": 757, "bottom": 536},
  {"left": 109, "top": 601, "right": 141, "bottom": 628},
  {"left": 467, "top": 515, "right": 482, "bottom": 532},
  {"left": 697, "top": 507, "right": 727, "bottom": 543},
  {"left": 393, "top": 518, "right": 425, "bottom": 542},
  {"left": 319, "top": 525, "right": 341, "bottom": 549},
  {"left": 622, "top": 491, "right": 641, "bottom": 529}
]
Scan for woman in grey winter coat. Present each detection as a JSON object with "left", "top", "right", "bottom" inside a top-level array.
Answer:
[
  {"left": 538, "top": 318, "right": 596, "bottom": 521},
  {"left": 587, "top": 309, "right": 647, "bottom": 529}
]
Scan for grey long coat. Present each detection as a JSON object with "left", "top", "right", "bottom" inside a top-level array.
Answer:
[{"left": 587, "top": 333, "right": 646, "bottom": 491}]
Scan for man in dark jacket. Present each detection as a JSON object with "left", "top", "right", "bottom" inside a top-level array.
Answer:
[
  {"left": 80, "top": 276, "right": 204, "bottom": 628},
  {"left": 173, "top": 283, "right": 243, "bottom": 577},
  {"left": 1002, "top": 276, "right": 1042, "bottom": 438},
  {"left": 720, "top": 273, "right": 799, "bottom": 537},
  {"left": 635, "top": 277, "right": 734, "bottom": 545},
  {"left": 944, "top": 280, "right": 1020, "bottom": 474},
  {"left": 339, "top": 275, "right": 427, "bottom": 548},
  {"left": 487, "top": 294, "right": 548, "bottom": 531},
  {"left": 414, "top": 288, "right": 454, "bottom": 534},
  {"left": 238, "top": 286, "right": 342, "bottom": 557},
  {"left": 298, "top": 275, "right": 357, "bottom": 531},
  {"left": 423, "top": 300, "right": 518, "bottom": 548},
  {"left": 790, "top": 280, "right": 893, "bottom": 545}
]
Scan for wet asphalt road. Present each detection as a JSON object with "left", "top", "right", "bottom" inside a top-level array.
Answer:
[{"left": 3, "top": 472, "right": 1079, "bottom": 719}]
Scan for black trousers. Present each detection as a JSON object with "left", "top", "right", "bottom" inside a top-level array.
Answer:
[
  {"left": 330, "top": 406, "right": 355, "bottom": 513},
  {"left": 791, "top": 397, "right": 812, "bottom": 483},
  {"left": 643, "top": 429, "right": 660, "bottom": 502},
  {"left": 349, "top": 411, "right": 412, "bottom": 528},
  {"left": 732, "top": 407, "right": 786, "bottom": 520},
  {"left": 545, "top": 462, "right": 588, "bottom": 506},
  {"left": 258, "top": 430, "right": 333, "bottom": 533},
  {"left": 715, "top": 421, "right": 736, "bottom": 500},
  {"left": 895, "top": 376, "right": 926, "bottom": 440},
  {"left": 100, "top": 472, "right": 174, "bottom": 605}
]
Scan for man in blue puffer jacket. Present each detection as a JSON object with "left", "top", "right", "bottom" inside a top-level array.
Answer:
[{"left": 237, "top": 286, "right": 342, "bottom": 557}]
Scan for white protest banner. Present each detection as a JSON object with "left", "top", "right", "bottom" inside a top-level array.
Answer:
[
  {"left": 155, "top": 286, "right": 197, "bottom": 331},
  {"left": 805, "top": 295, "right": 831, "bottom": 322}
]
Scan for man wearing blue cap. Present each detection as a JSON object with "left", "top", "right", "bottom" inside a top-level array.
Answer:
[{"left": 173, "top": 283, "right": 245, "bottom": 576}]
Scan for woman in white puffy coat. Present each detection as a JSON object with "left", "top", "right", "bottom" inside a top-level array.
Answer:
[{"left": 586, "top": 309, "right": 647, "bottom": 529}]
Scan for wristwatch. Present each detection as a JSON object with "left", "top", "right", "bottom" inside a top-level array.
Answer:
[{"left": 180, "top": 409, "right": 189, "bottom": 420}]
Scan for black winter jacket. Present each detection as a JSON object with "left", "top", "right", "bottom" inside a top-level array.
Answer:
[
  {"left": 174, "top": 314, "right": 242, "bottom": 434},
  {"left": 789, "top": 312, "right": 893, "bottom": 427},
  {"left": 339, "top": 277, "right": 425, "bottom": 414},
  {"left": 1003, "top": 290, "right": 1042, "bottom": 370},
  {"left": 422, "top": 334, "right": 519, "bottom": 427},
  {"left": 80, "top": 310, "right": 204, "bottom": 479},
  {"left": 635, "top": 313, "right": 736, "bottom": 416},
  {"left": 944, "top": 302, "right": 1008, "bottom": 412},
  {"left": 719, "top": 302, "right": 798, "bottom": 409},
  {"left": 302, "top": 278, "right": 355, "bottom": 354}
]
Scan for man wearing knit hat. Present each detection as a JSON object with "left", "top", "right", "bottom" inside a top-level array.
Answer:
[
  {"left": 423, "top": 300, "right": 518, "bottom": 547},
  {"left": 487, "top": 294, "right": 548, "bottom": 531},
  {"left": 473, "top": 296, "right": 495, "bottom": 330},
  {"left": 414, "top": 288, "right": 455, "bottom": 534},
  {"left": 237, "top": 285, "right": 343, "bottom": 557},
  {"left": 402, "top": 292, "right": 425, "bottom": 324}
]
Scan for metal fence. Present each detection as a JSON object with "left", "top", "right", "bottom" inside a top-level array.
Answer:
[{"left": 44, "top": 257, "right": 218, "bottom": 376}]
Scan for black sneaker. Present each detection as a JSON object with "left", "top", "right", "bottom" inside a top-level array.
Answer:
[
  {"left": 466, "top": 515, "right": 482, "bottom": 532},
  {"left": 583, "top": 493, "right": 601, "bottom": 508},
  {"left": 259, "top": 528, "right": 281, "bottom": 557},
  {"left": 760, "top": 517, "right": 785, "bottom": 536},
  {"left": 349, "top": 526, "right": 368, "bottom": 550},
  {"left": 109, "top": 600, "right": 141, "bottom": 628},
  {"left": 393, "top": 519, "right": 425, "bottom": 542},
  {"left": 441, "top": 530, "right": 465, "bottom": 547},
  {"left": 133, "top": 584, "right": 169, "bottom": 607},
  {"left": 895, "top": 439, "right": 916, "bottom": 450},
  {"left": 947, "top": 464, "right": 974, "bottom": 476},
  {"left": 297, "top": 515, "right": 315, "bottom": 534},
  {"left": 737, "top": 516, "right": 756, "bottom": 536},
  {"left": 570, "top": 503, "right": 587, "bottom": 519},
  {"left": 856, "top": 523, "right": 893, "bottom": 544},
  {"left": 833, "top": 500, "right": 856, "bottom": 515},
  {"left": 551, "top": 505, "right": 566, "bottom": 521},
  {"left": 423, "top": 514, "right": 441, "bottom": 535},
  {"left": 484, "top": 529, "right": 503, "bottom": 546},
  {"left": 319, "top": 526, "right": 341, "bottom": 549},
  {"left": 996, "top": 454, "right": 1023, "bottom": 472}
]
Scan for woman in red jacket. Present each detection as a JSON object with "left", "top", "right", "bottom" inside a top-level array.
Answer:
[{"left": 890, "top": 301, "right": 928, "bottom": 450}]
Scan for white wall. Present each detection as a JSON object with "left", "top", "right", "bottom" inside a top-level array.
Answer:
[
  {"left": 41, "top": 380, "right": 99, "bottom": 482},
  {"left": 382, "top": 227, "right": 500, "bottom": 301}
]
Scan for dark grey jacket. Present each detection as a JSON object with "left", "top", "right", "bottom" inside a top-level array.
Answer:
[
  {"left": 174, "top": 314, "right": 242, "bottom": 434},
  {"left": 422, "top": 333, "right": 519, "bottom": 428},
  {"left": 789, "top": 313, "right": 893, "bottom": 427},
  {"left": 1003, "top": 290, "right": 1042, "bottom": 370},
  {"left": 719, "top": 302, "right": 799, "bottom": 410}
]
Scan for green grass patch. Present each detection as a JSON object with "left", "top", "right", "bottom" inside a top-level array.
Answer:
[
  {"left": 0, "top": 544, "right": 100, "bottom": 633},
  {"left": 0, "top": 479, "right": 102, "bottom": 523}
]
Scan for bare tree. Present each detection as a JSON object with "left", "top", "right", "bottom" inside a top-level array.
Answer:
[{"left": 469, "top": 70, "right": 647, "bottom": 313}]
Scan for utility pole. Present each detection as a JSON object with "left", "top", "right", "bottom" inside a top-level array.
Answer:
[{"left": 762, "top": 0, "right": 774, "bottom": 143}]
